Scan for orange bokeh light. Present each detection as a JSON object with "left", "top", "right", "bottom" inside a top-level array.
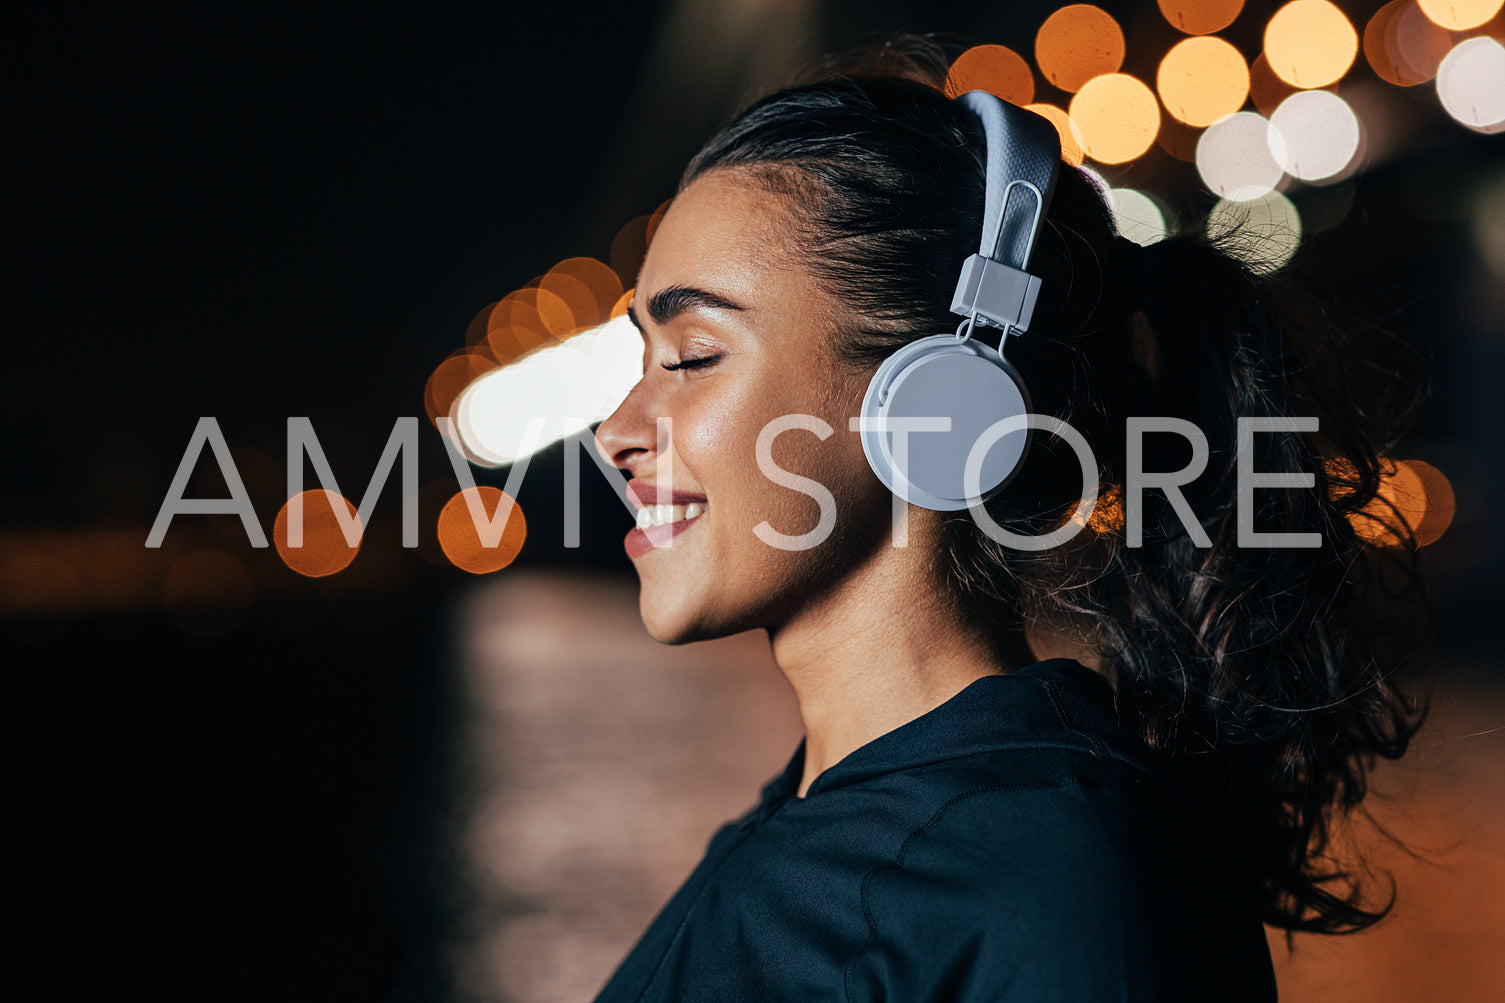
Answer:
[
  {"left": 645, "top": 198, "right": 673, "bottom": 247},
  {"left": 425, "top": 349, "right": 497, "bottom": 429},
  {"left": 544, "top": 257, "right": 624, "bottom": 326},
  {"left": 1025, "top": 103, "right": 1086, "bottom": 165},
  {"left": 486, "top": 288, "right": 571, "bottom": 364},
  {"left": 1407, "top": 460, "right": 1456, "bottom": 546},
  {"left": 274, "top": 489, "right": 361, "bottom": 577},
  {"left": 1157, "top": 115, "right": 1203, "bottom": 161},
  {"left": 1158, "top": 36, "right": 1251, "bottom": 127},
  {"left": 611, "top": 287, "right": 634, "bottom": 319},
  {"left": 946, "top": 44, "right": 1035, "bottom": 106},
  {"left": 1349, "top": 459, "right": 1434, "bottom": 547},
  {"left": 1418, "top": 0, "right": 1502, "bottom": 30},
  {"left": 1248, "top": 52, "right": 1301, "bottom": 116},
  {"left": 610, "top": 214, "right": 652, "bottom": 286},
  {"left": 1157, "top": 0, "right": 1244, "bottom": 35},
  {"left": 1035, "top": 5, "right": 1126, "bottom": 93},
  {"left": 1069, "top": 74, "right": 1161, "bottom": 164},
  {"left": 1264, "top": 0, "right": 1359, "bottom": 89},
  {"left": 438, "top": 486, "right": 527, "bottom": 574},
  {"left": 1365, "top": 0, "right": 1457, "bottom": 86}
]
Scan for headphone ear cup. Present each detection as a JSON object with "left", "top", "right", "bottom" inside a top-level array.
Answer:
[{"left": 859, "top": 335, "right": 1030, "bottom": 512}]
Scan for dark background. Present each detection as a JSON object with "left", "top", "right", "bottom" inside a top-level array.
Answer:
[{"left": 7, "top": 2, "right": 1501, "bottom": 1000}]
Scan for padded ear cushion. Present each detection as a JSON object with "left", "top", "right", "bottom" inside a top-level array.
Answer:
[{"left": 859, "top": 335, "right": 1030, "bottom": 511}]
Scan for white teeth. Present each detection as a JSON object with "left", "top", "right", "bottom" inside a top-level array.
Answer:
[{"left": 634, "top": 502, "right": 707, "bottom": 529}]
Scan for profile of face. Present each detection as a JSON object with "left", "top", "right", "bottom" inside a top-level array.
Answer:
[{"left": 595, "top": 170, "right": 899, "bottom": 644}]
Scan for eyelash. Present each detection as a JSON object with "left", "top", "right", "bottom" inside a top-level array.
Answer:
[{"left": 660, "top": 355, "right": 721, "bottom": 372}]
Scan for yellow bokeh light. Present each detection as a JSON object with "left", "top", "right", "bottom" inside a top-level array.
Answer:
[
  {"left": 1024, "top": 103, "right": 1086, "bottom": 165},
  {"left": 946, "top": 45, "right": 1035, "bottom": 106},
  {"left": 1418, "top": 0, "right": 1503, "bottom": 29},
  {"left": 1035, "top": 5, "right": 1126, "bottom": 93},
  {"left": 1265, "top": 0, "right": 1359, "bottom": 88},
  {"left": 1158, "top": 36, "right": 1251, "bottom": 126},
  {"left": 1157, "top": 0, "right": 1245, "bottom": 35},
  {"left": 1069, "top": 74, "right": 1160, "bottom": 164}
]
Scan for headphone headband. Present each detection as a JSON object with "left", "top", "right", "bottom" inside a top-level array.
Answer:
[{"left": 950, "top": 92, "right": 1061, "bottom": 338}]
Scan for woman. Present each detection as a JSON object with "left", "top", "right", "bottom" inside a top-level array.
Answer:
[{"left": 591, "top": 42, "right": 1425, "bottom": 1001}]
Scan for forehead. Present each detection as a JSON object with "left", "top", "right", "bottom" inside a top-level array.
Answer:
[{"left": 637, "top": 170, "right": 808, "bottom": 304}]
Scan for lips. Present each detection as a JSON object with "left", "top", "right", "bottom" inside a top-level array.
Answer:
[
  {"left": 626, "top": 481, "right": 707, "bottom": 508},
  {"left": 624, "top": 481, "right": 708, "bottom": 559}
]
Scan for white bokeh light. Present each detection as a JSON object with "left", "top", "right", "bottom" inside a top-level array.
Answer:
[
  {"left": 453, "top": 314, "right": 643, "bottom": 466},
  {"left": 1197, "top": 111, "right": 1285, "bottom": 201},
  {"left": 1268, "top": 90, "right": 1362, "bottom": 181},
  {"left": 1207, "top": 190, "right": 1303, "bottom": 274},
  {"left": 1437, "top": 37, "right": 1505, "bottom": 134},
  {"left": 1108, "top": 188, "right": 1169, "bottom": 245}
]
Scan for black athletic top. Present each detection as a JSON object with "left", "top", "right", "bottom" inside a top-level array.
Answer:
[{"left": 593, "top": 658, "right": 1277, "bottom": 1002}]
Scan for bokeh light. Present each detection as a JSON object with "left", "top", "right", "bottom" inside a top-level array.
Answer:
[
  {"left": 1108, "top": 188, "right": 1169, "bottom": 245},
  {"left": 1366, "top": 0, "right": 1457, "bottom": 86},
  {"left": 1268, "top": 90, "right": 1362, "bottom": 180},
  {"left": 1158, "top": 36, "right": 1251, "bottom": 127},
  {"left": 1248, "top": 52, "right": 1301, "bottom": 115},
  {"left": 1419, "top": 0, "right": 1503, "bottom": 30},
  {"left": 454, "top": 314, "right": 643, "bottom": 467},
  {"left": 946, "top": 45, "right": 1035, "bottom": 105},
  {"left": 438, "top": 487, "right": 527, "bottom": 574},
  {"left": 1025, "top": 103, "right": 1086, "bottom": 165},
  {"left": 425, "top": 350, "right": 497, "bottom": 430},
  {"left": 1408, "top": 460, "right": 1456, "bottom": 546},
  {"left": 1351, "top": 459, "right": 1427, "bottom": 545},
  {"left": 1069, "top": 74, "right": 1160, "bottom": 163},
  {"left": 544, "top": 257, "right": 623, "bottom": 325},
  {"left": 611, "top": 287, "right": 634, "bottom": 319},
  {"left": 1035, "top": 5, "right": 1126, "bottom": 93},
  {"left": 1264, "top": 0, "right": 1359, "bottom": 88},
  {"left": 274, "top": 489, "right": 361, "bottom": 578},
  {"left": 1197, "top": 111, "right": 1285, "bottom": 201},
  {"left": 1156, "top": 116, "right": 1203, "bottom": 161},
  {"left": 1207, "top": 190, "right": 1303, "bottom": 273},
  {"left": 1157, "top": 0, "right": 1244, "bottom": 35},
  {"left": 610, "top": 215, "right": 651, "bottom": 286},
  {"left": 1437, "top": 36, "right": 1505, "bottom": 132}
]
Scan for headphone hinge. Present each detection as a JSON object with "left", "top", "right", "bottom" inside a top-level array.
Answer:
[{"left": 950, "top": 254, "right": 1042, "bottom": 335}]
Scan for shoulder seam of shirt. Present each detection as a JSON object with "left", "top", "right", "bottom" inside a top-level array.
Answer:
[
  {"left": 1035, "top": 675, "right": 1113, "bottom": 760},
  {"left": 842, "top": 780, "right": 1070, "bottom": 1003}
]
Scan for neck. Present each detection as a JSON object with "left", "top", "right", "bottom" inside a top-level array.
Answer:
[{"left": 768, "top": 543, "right": 1023, "bottom": 798}]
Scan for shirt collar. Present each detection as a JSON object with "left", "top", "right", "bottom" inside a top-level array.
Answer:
[{"left": 757, "top": 659, "right": 1168, "bottom": 807}]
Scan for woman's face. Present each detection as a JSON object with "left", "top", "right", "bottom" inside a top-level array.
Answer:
[{"left": 595, "top": 169, "right": 894, "bottom": 643}]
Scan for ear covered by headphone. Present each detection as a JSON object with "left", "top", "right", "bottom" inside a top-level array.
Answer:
[{"left": 857, "top": 91, "right": 1060, "bottom": 512}]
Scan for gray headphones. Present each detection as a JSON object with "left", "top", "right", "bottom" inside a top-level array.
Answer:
[{"left": 857, "top": 91, "right": 1060, "bottom": 511}]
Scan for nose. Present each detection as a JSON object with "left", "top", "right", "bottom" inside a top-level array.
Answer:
[{"left": 594, "top": 381, "right": 657, "bottom": 476}]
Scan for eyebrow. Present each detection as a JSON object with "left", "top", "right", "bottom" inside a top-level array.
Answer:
[{"left": 626, "top": 284, "right": 748, "bottom": 330}]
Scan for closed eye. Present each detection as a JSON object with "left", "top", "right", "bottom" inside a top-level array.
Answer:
[{"left": 661, "top": 355, "right": 722, "bottom": 372}]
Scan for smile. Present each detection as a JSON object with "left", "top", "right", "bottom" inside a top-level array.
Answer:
[
  {"left": 625, "top": 500, "right": 707, "bottom": 559},
  {"left": 634, "top": 502, "right": 706, "bottom": 529}
]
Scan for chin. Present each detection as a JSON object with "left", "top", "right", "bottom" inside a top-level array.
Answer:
[{"left": 637, "top": 590, "right": 735, "bottom": 646}]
